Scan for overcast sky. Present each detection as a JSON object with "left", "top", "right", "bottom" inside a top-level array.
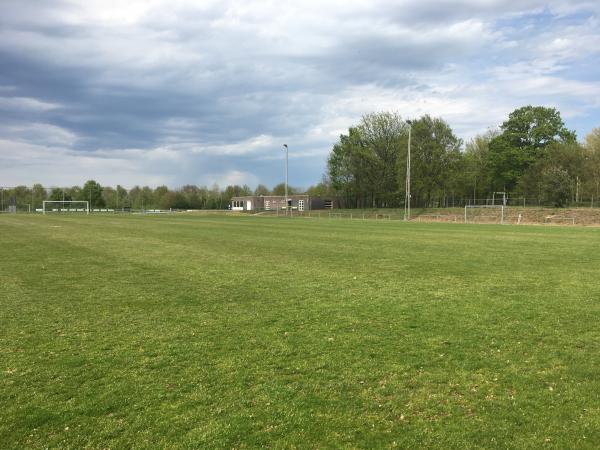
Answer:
[{"left": 1, "top": 1, "right": 600, "bottom": 189}]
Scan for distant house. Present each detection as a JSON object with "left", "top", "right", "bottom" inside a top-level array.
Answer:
[{"left": 230, "top": 195, "right": 336, "bottom": 212}]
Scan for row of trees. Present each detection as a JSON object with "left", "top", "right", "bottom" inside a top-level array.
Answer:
[
  {"left": 0, "top": 181, "right": 306, "bottom": 211},
  {"left": 3, "top": 105, "right": 598, "bottom": 211},
  {"left": 326, "top": 106, "right": 600, "bottom": 208}
]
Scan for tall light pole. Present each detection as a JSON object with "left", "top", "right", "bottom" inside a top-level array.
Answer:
[
  {"left": 404, "top": 120, "right": 412, "bottom": 221},
  {"left": 283, "top": 144, "right": 288, "bottom": 216}
]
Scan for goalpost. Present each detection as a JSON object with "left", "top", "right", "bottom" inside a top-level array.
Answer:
[
  {"left": 464, "top": 205, "right": 504, "bottom": 224},
  {"left": 42, "top": 201, "right": 89, "bottom": 215}
]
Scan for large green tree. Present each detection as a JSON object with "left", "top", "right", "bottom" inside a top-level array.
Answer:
[
  {"left": 397, "top": 115, "right": 462, "bottom": 207},
  {"left": 81, "top": 180, "right": 105, "bottom": 208},
  {"left": 49, "top": 187, "right": 68, "bottom": 201},
  {"left": 158, "top": 191, "right": 189, "bottom": 210},
  {"left": 101, "top": 186, "right": 117, "bottom": 209},
  {"left": 539, "top": 167, "right": 573, "bottom": 207},
  {"left": 358, "top": 112, "right": 406, "bottom": 206},
  {"left": 181, "top": 185, "right": 204, "bottom": 209},
  {"left": 152, "top": 185, "right": 169, "bottom": 209},
  {"left": 129, "top": 186, "right": 154, "bottom": 209},
  {"left": 327, "top": 127, "right": 367, "bottom": 207},
  {"left": 115, "top": 185, "right": 129, "bottom": 209},
  {"left": 254, "top": 184, "right": 270, "bottom": 196},
  {"left": 584, "top": 128, "right": 600, "bottom": 201},
  {"left": 519, "top": 142, "right": 585, "bottom": 205},
  {"left": 461, "top": 131, "right": 497, "bottom": 202},
  {"left": 489, "top": 106, "right": 576, "bottom": 191},
  {"left": 328, "top": 113, "right": 463, "bottom": 208},
  {"left": 328, "top": 113, "right": 407, "bottom": 208},
  {"left": 32, "top": 184, "right": 46, "bottom": 209},
  {"left": 271, "top": 183, "right": 298, "bottom": 196},
  {"left": 9, "top": 186, "right": 32, "bottom": 210}
]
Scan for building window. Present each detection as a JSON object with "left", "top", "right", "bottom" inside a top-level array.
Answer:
[
  {"left": 265, "top": 200, "right": 270, "bottom": 210},
  {"left": 298, "top": 200, "right": 304, "bottom": 211}
]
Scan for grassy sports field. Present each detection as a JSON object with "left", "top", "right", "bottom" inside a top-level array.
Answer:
[{"left": 1, "top": 213, "right": 599, "bottom": 448}]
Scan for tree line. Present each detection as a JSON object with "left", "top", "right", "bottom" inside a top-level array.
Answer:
[
  {"left": 0, "top": 181, "right": 308, "bottom": 211},
  {"left": 3, "top": 105, "right": 600, "bottom": 211},
  {"left": 326, "top": 106, "right": 600, "bottom": 208}
]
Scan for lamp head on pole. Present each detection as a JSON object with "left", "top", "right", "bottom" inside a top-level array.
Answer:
[
  {"left": 406, "top": 120, "right": 412, "bottom": 126},
  {"left": 283, "top": 144, "right": 288, "bottom": 149}
]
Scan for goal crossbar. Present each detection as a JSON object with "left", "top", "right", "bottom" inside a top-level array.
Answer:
[{"left": 43, "top": 200, "right": 89, "bottom": 215}]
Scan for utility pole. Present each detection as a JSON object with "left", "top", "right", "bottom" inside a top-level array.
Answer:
[
  {"left": 283, "top": 144, "right": 289, "bottom": 217},
  {"left": 404, "top": 120, "right": 412, "bottom": 221}
]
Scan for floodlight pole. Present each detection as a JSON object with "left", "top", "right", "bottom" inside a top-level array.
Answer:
[
  {"left": 404, "top": 120, "right": 412, "bottom": 221},
  {"left": 283, "top": 144, "right": 288, "bottom": 217}
]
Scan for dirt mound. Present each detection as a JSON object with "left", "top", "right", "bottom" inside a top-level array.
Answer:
[{"left": 416, "top": 207, "right": 600, "bottom": 226}]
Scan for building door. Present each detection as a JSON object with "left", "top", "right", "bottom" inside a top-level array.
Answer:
[
  {"left": 298, "top": 200, "right": 304, "bottom": 211},
  {"left": 246, "top": 200, "right": 252, "bottom": 210}
]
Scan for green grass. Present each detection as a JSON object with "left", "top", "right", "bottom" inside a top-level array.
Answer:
[{"left": 1, "top": 214, "right": 599, "bottom": 449}]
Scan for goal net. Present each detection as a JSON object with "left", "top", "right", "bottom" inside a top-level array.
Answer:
[
  {"left": 42, "top": 201, "right": 89, "bottom": 215},
  {"left": 464, "top": 205, "right": 505, "bottom": 224}
]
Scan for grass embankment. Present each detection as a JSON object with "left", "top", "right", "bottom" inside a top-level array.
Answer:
[
  {"left": 1, "top": 214, "right": 599, "bottom": 448},
  {"left": 289, "top": 207, "right": 600, "bottom": 225}
]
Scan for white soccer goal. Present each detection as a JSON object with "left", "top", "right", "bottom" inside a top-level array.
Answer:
[
  {"left": 464, "top": 205, "right": 504, "bottom": 224},
  {"left": 544, "top": 215, "right": 575, "bottom": 225},
  {"left": 42, "top": 201, "right": 89, "bottom": 215}
]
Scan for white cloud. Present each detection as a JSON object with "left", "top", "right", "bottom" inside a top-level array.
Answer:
[
  {"left": 189, "top": 134, "right": 275, "bottom": 156},
  {"left": 0, "top": 139, "right": 173, "bottom": 187},
  {"left": 0, "top": 96, "right": 61, "bottom": 112},
  {"left": 211, "top": 169, "right": 259, "bottom": 187},
  {"left": 0, "top": 122, "right": 77, "bottom": 147}
]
